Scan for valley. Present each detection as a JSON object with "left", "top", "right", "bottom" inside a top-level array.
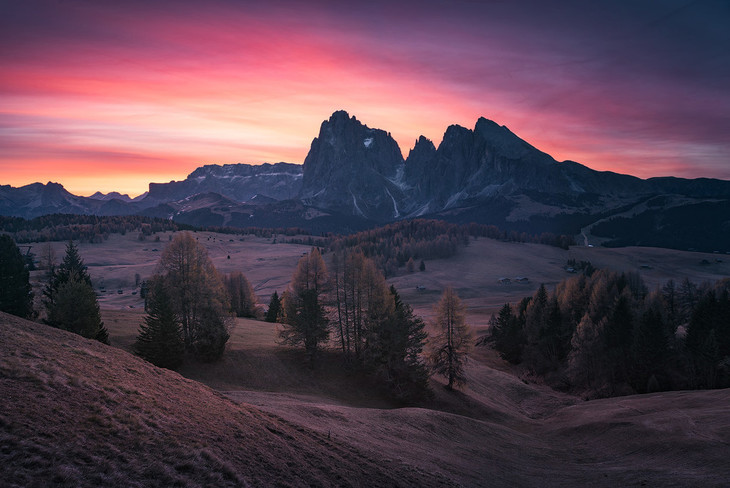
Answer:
[{"left": 5, "top": 231, "right": 728, "bottom": 485}]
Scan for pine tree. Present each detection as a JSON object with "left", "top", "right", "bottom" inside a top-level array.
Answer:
[
  {"left": 134, "top": 277, "right": 184, "bottom": 369},
  {"left": 47, "top": 272, "right": 109, "bottom": 344},
  {"left": 265, "top": 291, "right": 282, "bottom": 322},
  {"left": 378, "top": 286, "right": 430, "bottom": 401},
  {"left": 630, "top": 308, "right": 668, "bottom": 393},
  {"left": 489, "top": 303, "right": 524, "bottom": 364},
  {"left": 43, "top": 240, "right": 91, "bottom": 310},
  {"left": 0, "top": 235, "right": 34, "bottom": 318},
  {"left": 428, "top": 287, "right": 472, "bottom": 390}
]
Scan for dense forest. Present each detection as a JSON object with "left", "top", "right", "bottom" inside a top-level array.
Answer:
[
  {"left": 0, "top": 214, "right": 191, "bottom": 243},
  {"left": 324, "top": 219, "right": 575, "bottom": 277},
  {"left": 485, "top": 268, "right": 730, "bottom": 398},
  {"left": 591, "top": 200, "right": 730, "bottom": 252}
]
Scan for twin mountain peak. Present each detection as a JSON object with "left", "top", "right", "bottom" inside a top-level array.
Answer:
[{"left": 3, "top": 110, "right": 730, "bottom": 242}]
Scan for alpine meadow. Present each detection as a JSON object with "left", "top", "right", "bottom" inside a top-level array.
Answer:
[{"left": 2, "top": 1, "right": 730, "bottom": 486}]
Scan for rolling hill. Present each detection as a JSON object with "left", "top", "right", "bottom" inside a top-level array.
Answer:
[{"left": 3, "top": 310, "right": 730, "bottom": 487}]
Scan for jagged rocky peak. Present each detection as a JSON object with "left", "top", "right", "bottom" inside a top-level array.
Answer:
[
  {"left": 300, "top": 111, "right": 407, "bottom": 221},
  {"left": 404, "top": 135, "right": 436, "bottom": 180},
  {"left": 473, "top": 117, "right": 549, "bottom": 162}
]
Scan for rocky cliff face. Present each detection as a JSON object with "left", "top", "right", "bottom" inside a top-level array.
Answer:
[
  {"left": 300, "top": 111, "right": 407, "bottom": 221},
  {"left": 2, "top": 111, "right": 729, "bottom": 249},
  {"left": 297, "top": 111, "right": 730, "bottom": 235}
]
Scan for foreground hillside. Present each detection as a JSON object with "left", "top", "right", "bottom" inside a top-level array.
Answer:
[
  {"left": 110, "top": 314, "right": 730, "bottom": 487},
  {"left": 0, "top": 313, "right": 447, "bottom": 487}
]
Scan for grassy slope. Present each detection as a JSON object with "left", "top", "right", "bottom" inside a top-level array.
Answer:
[
  {"left": 108, "top": 315, "right": 730, "bottom": 487},
  {"left": 16, "top": 233, "right": 730, "bottom": 486},
  {"left": 0, "top": 312, "right": 449, "bottom": 487}
]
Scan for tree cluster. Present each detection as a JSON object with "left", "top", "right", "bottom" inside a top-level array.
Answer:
[
  {"left": 223, "top": 272, "right": 261, "bottom": 318},
  {"left": 278, "top": 248, "right": 431, "bottom": 402},
  {"left": 135, "top": 232, "right": 232, "bottom": 365},
  {"left": 487, "top": 270, "right": 730, "bottom": 397},
  {"left": 323, "top": 219, "right": 574, "bottom": 278}
]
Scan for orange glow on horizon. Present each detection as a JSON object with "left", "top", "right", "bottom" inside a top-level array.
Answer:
[{"left": 2, "top": 1, "right": 728, "bottom": 197}]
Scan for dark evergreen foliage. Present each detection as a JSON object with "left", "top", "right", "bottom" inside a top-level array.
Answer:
[
  {"left": 485, "top": 272, "right": 730, "bottom": 397},
  {"left": 0, "top": 235, "right": 34, "bottom": 318},
  {"left": 367, "top": 286, "right": 431, "bottom": 402},
  {"left": 265, "top": 291, "right": 282, "bottom": 323},
  {"left": 134, "top": 278, "right": 184, "bottom": 369},
  {"left": 43, "top": 240, "right": 91, "bottom": 310},
  {"left": 46, "top": 273, "right": 109, "bottom": 344},
  {"left": 280, "top": 288, "right": 329, "bottom": 365}
]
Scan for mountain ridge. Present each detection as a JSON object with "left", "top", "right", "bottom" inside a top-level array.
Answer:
[{"left": 2, "top": 110, "right": 729, "bottom": 250}]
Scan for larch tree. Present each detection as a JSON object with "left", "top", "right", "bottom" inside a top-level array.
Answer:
[
  {"left": 224, "top": 271, "right": 260, "bottom": 318},
  {"left": 134, "top": 276, "right": 184, "bottom": 369},
  {"left": 0, "top": 235, "right": 34, "bottom": 319},
  {"left": 428, "top": 287, "right": 472, "bottom": 390},
  {"left": 157, "top": 232, "right": 231, "bottom": 361},
  {"left": 279, "top": 248, "right": 329, "bottom": 365},
  {"left": 330, "top": 250, "right": 392, "bottom": 363}
]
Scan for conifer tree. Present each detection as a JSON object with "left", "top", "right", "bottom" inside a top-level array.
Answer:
[
  {"left": 489, "top": 303, "right": 524, "bottom": 364},
  {"left": 42, "top": 241, "right": 108, "bottom": 343},
  {"left": 265, "top": 291, "right": 282, "bottom": 323},
  {"left": 0, "top": 235, "right": 34, "bottom": 318},
  {"left": 370, "top": 286, "right": 430, "bottom": 401},
  {"left": 428, "top": 287, "right": 472, "bottom": 390},
  {"left": 134, "top": 277, "right": 184, "bottom": 369},
  {"left": 43, "top": 240, "right": 91, "bottom": 310},
  {"left": 47, "top": 271, "right": 109, "bottom": 344}
]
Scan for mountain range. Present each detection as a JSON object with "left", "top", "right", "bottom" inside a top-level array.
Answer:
[{"left": 2, "top": 110, "right": 729, "bottom": 250}]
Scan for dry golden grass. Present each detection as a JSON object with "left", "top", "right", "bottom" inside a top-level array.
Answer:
[
  {"left": 14, "top": 233, "right": 730, "bottom": 486},
  {"left": 0, "top": 312, "right": 450, "bottom": 487},
  {"left": 102, "top": 313, "right": 730, "bottom": 487}
]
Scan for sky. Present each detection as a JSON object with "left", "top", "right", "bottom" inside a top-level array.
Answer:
[{"left": 1, "top": 0, "right": 729, "bottom": 197}]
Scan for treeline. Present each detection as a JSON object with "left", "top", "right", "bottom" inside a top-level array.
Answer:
[
  {"left": 0, "top": 214, "right": 318, "bottom": 244},
  {"left": 324, "top": 219, "right": 575, "bottom": 277},
  {"left": 0, "top": 214, "right": 191, "bottom": 243},
  {"left": 486, "top": 269, "right": 730, "bottom": 398},
  {"left": 193, "top": 225, "right": 313, "bottom": 239}
]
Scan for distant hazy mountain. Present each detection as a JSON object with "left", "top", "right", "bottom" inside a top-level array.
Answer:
[
  {"left": 88, "top": 191, "right": 133, "bottom": 202},
  {"left": 2, "top": 110, "right": 729, "bottom": 250},
  {"left": 146, "top": 162, "right": 302, "bottom": 205}
]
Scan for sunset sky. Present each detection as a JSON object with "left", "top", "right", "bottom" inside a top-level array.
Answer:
[{"left": 2, "top": 0, "right": 729, "bottom": 197}]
